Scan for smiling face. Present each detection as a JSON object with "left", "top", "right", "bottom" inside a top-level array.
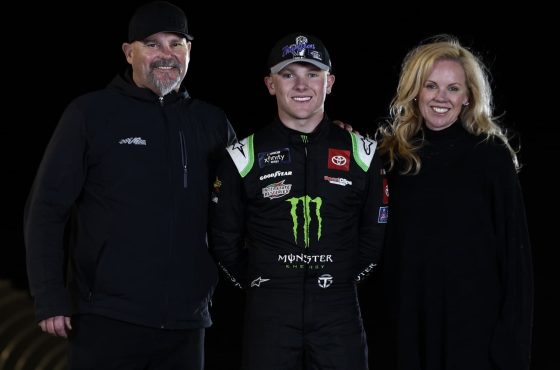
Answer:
[
  {"left": 418, "top": 59, "right": 469, "bottom": 131},
  {"left": 264, "top": 62, "right": 335, "bottom": 133},
  {"left": 122, "top": 32, "right": 191, "bottom": 96}
]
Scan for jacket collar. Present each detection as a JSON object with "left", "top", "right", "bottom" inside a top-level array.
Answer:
[{"left": 108, "top": 68, "right": 191, "bottom": 105}]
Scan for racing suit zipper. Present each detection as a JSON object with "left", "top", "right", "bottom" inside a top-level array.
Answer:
[
  {"left": 301, "top": 133, "right": 310, "bottom": 334},
  {"left": 179, "top": 130, "right": 188, "bottom": 188},
  {"left": 301, "top": 134, "right": 310, "bottom": 247}
]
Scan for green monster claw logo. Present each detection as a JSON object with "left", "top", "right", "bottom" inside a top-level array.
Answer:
[{"left": 286, "top": 196, "right": 322, "bottom": 248}]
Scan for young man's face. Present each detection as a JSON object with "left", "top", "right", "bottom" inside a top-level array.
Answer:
[
  {"left": 122, "top": 32, "right": 191, "bottom": 96},
  {"left": 265, "top": 63, "right": 335, "bottom": 131}
]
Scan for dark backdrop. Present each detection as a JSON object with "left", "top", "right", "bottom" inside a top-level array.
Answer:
[{"left": 2, "top": 2, "right": 556, "bottom": 369}]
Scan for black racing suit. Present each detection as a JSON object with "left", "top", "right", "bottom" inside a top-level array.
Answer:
[{"left": 210, "top": 117, "right": 387, "bottom": 370}]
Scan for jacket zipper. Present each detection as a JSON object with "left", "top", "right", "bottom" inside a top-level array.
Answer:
[{"left": 179, "top": 131, "right": 188, "bottom": 188}]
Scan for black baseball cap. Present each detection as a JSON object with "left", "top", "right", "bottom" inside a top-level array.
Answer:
[
  {"left": 128, "top": 1, "right": 193, "bottom": 42},
  {"left": 268, "top": 33, "right": 331, "bottom": 74}
]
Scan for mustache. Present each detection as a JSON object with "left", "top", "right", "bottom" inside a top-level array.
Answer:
[{"left": 150, "top": 59, "right": 180, "bottom": 69}]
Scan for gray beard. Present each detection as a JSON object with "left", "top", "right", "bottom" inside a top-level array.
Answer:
[{"left": 149, "top": 74, "right": 181, "bottom": 96}]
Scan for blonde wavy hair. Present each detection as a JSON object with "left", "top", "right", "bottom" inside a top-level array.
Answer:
[{"left": 377, "top": 34, "right": 518, "bottom": 174}]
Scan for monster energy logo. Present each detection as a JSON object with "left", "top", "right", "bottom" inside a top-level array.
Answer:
[{"left": 286, "top": 196, "right": 322, "bottom": 248}]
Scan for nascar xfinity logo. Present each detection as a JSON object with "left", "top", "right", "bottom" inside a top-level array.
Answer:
[
  {"left": 258, "top": 148, "right": 291, "bottom": 168},
  {"left": 286, "top": 196, "right": 322, "bottom": 248}
]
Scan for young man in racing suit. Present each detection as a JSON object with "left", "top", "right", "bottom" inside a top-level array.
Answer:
[{"left": 210, "top": 32, "right": 387, "bottom": 370}]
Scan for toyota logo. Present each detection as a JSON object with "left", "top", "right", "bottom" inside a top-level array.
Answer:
[{"left": 331, "top": 155, "right": 347, "bottom": 166}]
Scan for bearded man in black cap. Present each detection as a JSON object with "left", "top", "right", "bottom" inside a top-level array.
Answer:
[
  {"left": 210, "top": 32, "right": 387, "bottom": 370},
  {"left": 24, "top": 2, "right": 236, "bottom": 369}
]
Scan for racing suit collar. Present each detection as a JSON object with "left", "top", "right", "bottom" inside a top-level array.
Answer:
[{"left": 274, "top": 115, "right": 331, "bottom": 144}]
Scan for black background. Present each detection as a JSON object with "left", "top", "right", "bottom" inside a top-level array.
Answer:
[{"left": 2, "top": 2, "right": 557, "bottom": 369}]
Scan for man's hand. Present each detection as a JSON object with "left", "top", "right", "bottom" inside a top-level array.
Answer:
[
  {"left": 333, "top": 120, "right": 358, "bottom": 134},
  {"left": 39, "top": 315, "right": 72, "bottom": 338}
]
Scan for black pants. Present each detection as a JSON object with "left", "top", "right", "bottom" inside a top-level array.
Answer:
[
  {"left": 68, "top": 314, "right": 204, "bottom": 370},
  {"left": 242, "top": 285, "right": 369, "bottom": 370}
]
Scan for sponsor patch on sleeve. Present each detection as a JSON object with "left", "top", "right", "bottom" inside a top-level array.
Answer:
[
  {"left": 383, "top": 178, "right": 389, "bottom": 204},
  {"left": 378, "top": 206, "right": 388, "bottom": 223},
  {"left": 211, "top": 176, "right": 222, "bottom": 203}
]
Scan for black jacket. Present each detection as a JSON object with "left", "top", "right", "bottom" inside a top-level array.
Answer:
[
  {"left": 24, "top": 73, "right": 236, "bottom": 329},
  {"left": 210, "top": 117, "right": 386, "bottom": 290}
]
